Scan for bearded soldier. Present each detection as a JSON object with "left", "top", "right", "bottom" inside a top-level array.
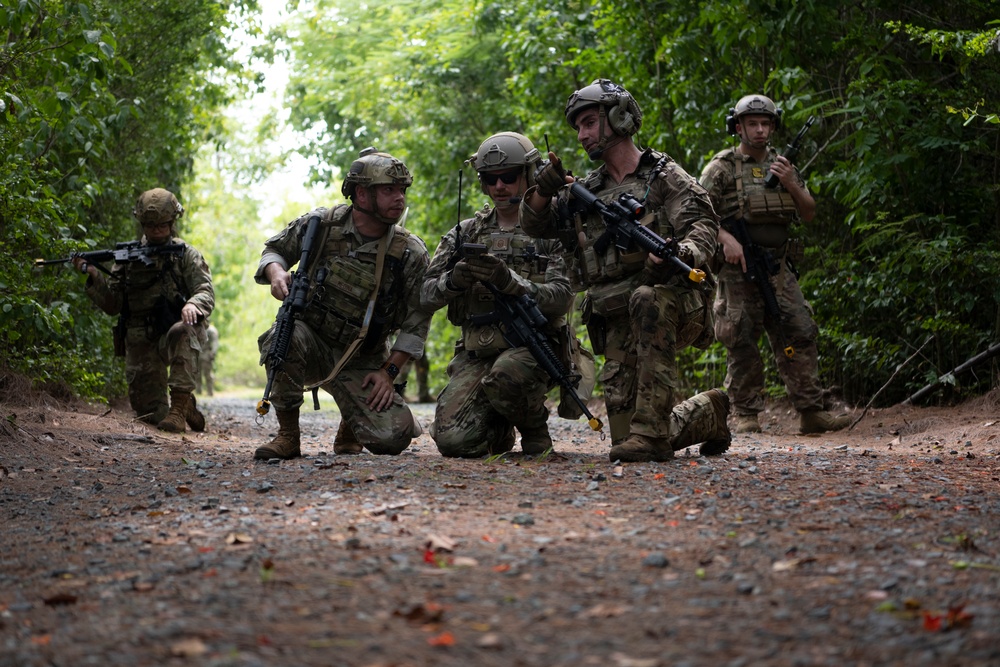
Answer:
[
  {"left": 73, "top": 189, "right": 213, "bottom": 432},
  {"left": 700, "top": 94, "right": 849, "bottom": 435},
  {"left": 521, "top": 79, "right": 731, "bottom": 462},
  {"left": 254, "top": 149, "right": 431, "bottom": 460},
  {"left": 421, "top": 132, "right": 578, "bottom": 457}
]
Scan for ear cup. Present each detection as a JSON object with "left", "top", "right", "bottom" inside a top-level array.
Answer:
[
  {"left": 608, "top": 97, "right": 636, "bottom": 135},
  {"left": 773, "top": 107, "right": 783, "bottom": 130},
  {"left": 725, "top": 108, "right": 737, "bottom": 136}
]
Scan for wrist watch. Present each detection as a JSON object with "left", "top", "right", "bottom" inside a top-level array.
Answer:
[{"left": 382, "top": 362, "right": 400, "bottom": 379}]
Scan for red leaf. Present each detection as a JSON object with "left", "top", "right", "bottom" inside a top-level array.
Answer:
[
  {"left": 428, "top": 631, "right": 456, "bottom": 647},
  {"left": 922, "top": 611, "right": 942, "bottom": 632}
]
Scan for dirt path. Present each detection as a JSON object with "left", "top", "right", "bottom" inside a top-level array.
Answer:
[{"left": 2, "top": 391, "right": 999, "bottom": 666}]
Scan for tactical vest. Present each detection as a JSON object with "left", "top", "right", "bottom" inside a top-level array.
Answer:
[
  {"left": 571, "top": 151, "right": 675, "bottom": 291},
  {"left": 301, "top": 206, "right": 411, "bottom": 351},
  {"left": 115, "top": 242, "right": 187, "bottom": 335},
  {"left": 448, "top": 208, "right": 554, "bottom": 356},
  {"left": 710, "top": 147, "right": 799, "bottom": 248}
]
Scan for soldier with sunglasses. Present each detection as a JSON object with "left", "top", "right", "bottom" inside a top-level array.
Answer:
[{"left": 421, "top": 132, "right": 579, "bottom": 457}]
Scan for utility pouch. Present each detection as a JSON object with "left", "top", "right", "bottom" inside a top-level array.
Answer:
[
  {"left": 147, "top": 295, "right": 185, "bottom": 338},
  {"left": 581, "top": 296, "right": 607, "bottom": 356}
]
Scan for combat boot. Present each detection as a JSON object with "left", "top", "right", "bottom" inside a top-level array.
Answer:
[
  {"left": 733, "top": 413, "right": 761, "bottom": 434},
  {"left": 671, "top": 389, "right": 732, "bottom": 457},
  {"left": 333, "top": 419, "right": 363, "bottom": 455},
  {"left": 517, "top": 423, "right": 553, "bottom": 455},
  {"left": 185, "top": 394, "right": 206, "bottom": 432},
  {"left": 253, "top": 408, "right": 301, "bottom": 460},
  {"left": 799, "top": 410, "right": 850, "bottom": 434},
  {"left": 158, "top": 390, "right": 194, "bottom": 433},
  {"left": 487, "top": 426, "right": 516, "bottom": 456},
  {"left": 609, "top": 433, "right": 674, "bottom": 463}
]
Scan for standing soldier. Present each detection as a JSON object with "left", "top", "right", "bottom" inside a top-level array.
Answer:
[
  {"left": 197, "top": 320, "right": 219, "bottom": 396},
  {"left": 700, "top": 94, "right": 849, "bottom": 434},
  {"left": 73, "top": 188, "right": 213, "bottom": 432},
  {"left": 254, "top": 149, "right": 431, "bottom": 460},
  {"left": 521, "top": 79, "right": 730, "bottom": 462},
  {"left": 422, "top": 132, "right": 576, "bottom": 457}
]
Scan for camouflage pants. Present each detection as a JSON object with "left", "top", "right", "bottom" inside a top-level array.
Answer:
[
  {"left": 125, "top": 320, "right": 204, "bottom": 423},
  {"left": 430, "top": 345, "right": 551, "bottom": 458},
  {"left": 257, "top": 322, "right": 421, "bottom": 455},
  {"left": 598, "top": 284, "right": 699, "bottom": 443},
  {"left": 713, "top": 262, "right": 823, "bottom": 415},
  {"left": 197, "top": 354, "right": 215, "bottom": 395}
]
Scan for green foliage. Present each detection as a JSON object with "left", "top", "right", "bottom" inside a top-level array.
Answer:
[{"left": 1, "top": 0, "right": 266, "bottom": 400}]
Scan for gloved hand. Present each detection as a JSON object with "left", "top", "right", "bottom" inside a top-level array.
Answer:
[
  {"left": 448, "top": 261, "right": 475, "bottom": 290},
  {"left": 466, "top": 254, "right": 513, "bottom": 290},
  {"left": 534, "top": 153, "right": 568, "bottom": 198}
]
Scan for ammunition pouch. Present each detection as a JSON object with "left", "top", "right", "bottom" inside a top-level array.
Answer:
[
  {"left": 580, "top": 295, "right": 606, "bottom": 356},
  {"left": 744, "top": 191, "right": 796, "bottom": 247}
]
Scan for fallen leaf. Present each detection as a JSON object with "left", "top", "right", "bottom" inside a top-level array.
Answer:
[
  {"left": 425, "top": 533, "right": 456, "bottom": 553},
  {"left": 225, "top": 532, "right": 253, "bottom": 545},
  {"left": 427, "top": 631, "right": 455, "bottom": 647}
]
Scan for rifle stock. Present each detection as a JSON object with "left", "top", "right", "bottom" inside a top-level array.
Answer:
[{"left": 257, "top": 214, "right": 324, "bottom": 416}]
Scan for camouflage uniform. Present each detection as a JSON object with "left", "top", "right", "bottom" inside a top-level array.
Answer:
[
  {"left": 255, "top": 205, "right": 430, "bottom": 454},
  {"left": 521, "top": 149, "right": 720, "bottom": 446},
  {"left": 85, "top": 237, "right": 214, "bottom": 423},
  {"left": 421, "top": 208, "right": 574, "bottom": 457},
  {"left": 197, "top": 323, "right": 219, "bottom": 395},
  {"left": 700, "top": 146, "right": 826, "bottom": 416}
]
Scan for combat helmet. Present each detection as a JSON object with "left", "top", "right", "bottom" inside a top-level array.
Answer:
[
  {"left": 469, "top": 132, "right": 542, "bottom": 194},
  {"left": 341, "top": 148, "right": 413, "bottom": 199},
  {"left": 726, "top": 94, "right": 782, "bottom": 135},
  {"left": 565, "top": 79, "right": 642, "bottom": 137},
  {"left": 132, "top": 188, "right": 184, "bottom": 225}
]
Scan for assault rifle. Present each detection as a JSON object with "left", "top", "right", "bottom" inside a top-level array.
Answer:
[
  {"left": 257, "top": 214, "right": 324, "bottom": 417},
  {"left": 570, "top": 182, "right": 708, "bottom": 290},
  {"left": 34, "top": 241, "right": 186, "bottom": 274},
  {"left": 725, "top": 215, "right": 794, "bottom": 358},
  {"left": 764, "top": 115, "right": 816, "bottom": 189},
  {"left": 471, "top": 282, "right": 604, "bottom": 433}
]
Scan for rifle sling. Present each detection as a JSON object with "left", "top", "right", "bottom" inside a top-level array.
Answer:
[{"left": 305, "top": 224, "right": 392, "bottom": 391}]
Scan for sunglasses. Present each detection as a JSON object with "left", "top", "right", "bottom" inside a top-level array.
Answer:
[
  {"left": 481, "top": 171, "right": 520, "bottom": 186},
  {"left": 141, "top": 221, "right": 172, "bottom": 230}
]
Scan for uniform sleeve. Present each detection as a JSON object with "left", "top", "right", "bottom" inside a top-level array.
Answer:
[
  {"left": 518, "top": 186, "right": 561, "bottom": 238},
  {"left": 391, "top": 235, "right": 432, "bottom": 359},
  {"left": 83, "top": 267, "right": 124, "bottom": 316},
  {"left": 652, "top": 162, "right": 720, "bottom": 269},
  {"left": 254, "top": 209, "right": 326, "bottom": 284},
  {"left": 182, "top": 245, "right": 215, "bottom": 318},
  {"left": 420, "top": 224, "right": 467, "bottom": 312}
]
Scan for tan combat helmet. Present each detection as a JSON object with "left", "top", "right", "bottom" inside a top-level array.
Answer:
[
  {"left": 469, "top": 132, "right": 542, "bottom": 194},
  {"left": 340, "top": 147, "right": 413, "bottom": 199},
  {"left": 132, "top": 188, "right": 184, "bottom": 225},
  {"left": 564, "top": 78, "right": 643, "bottom": 136},
  {"left": 727, "top": 94, "right": 782, "bottom": 135}
]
